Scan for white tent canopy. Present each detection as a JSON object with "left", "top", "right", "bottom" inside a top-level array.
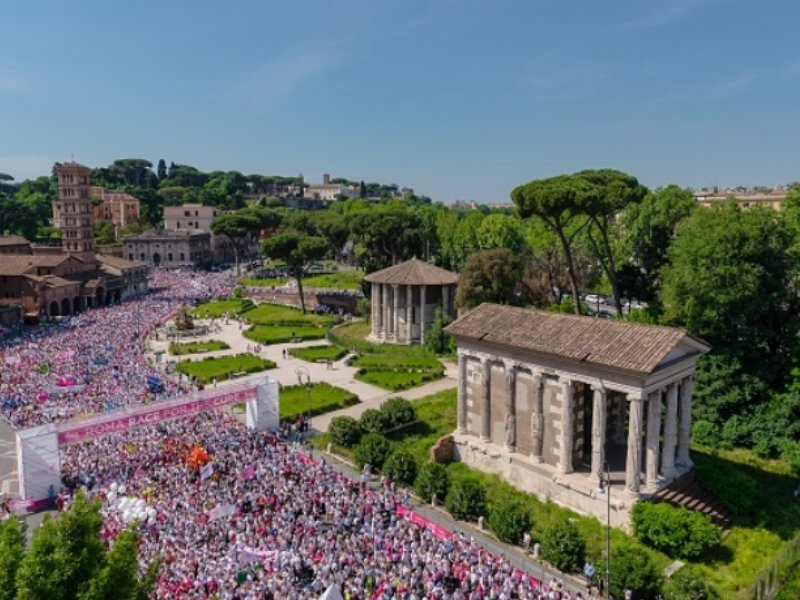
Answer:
[{"left": 318, "top": 584, "right": 344, "bottom": 600}]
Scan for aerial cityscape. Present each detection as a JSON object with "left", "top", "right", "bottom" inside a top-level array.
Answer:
[{"left": 2, "top": 1, "right": 800, "bottom": 599}]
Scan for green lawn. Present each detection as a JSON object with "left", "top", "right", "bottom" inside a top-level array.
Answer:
[
  {"left": 241, "top": 277, "right": 289, "bottom": 287},
  {"left": 168, "top": 340, "right": 230, "bottom": 355},
  {"left": 302, "top": 270, "right": 364, "bottom": 290},
  {"left": 175, "top": 353, "right": 276, "bottom": 383},
  {"left": 189, "top": 298, "right": 252, "bottom": 318},
  {"left": 280, "top": 382, "right": 359, "bottom": 421},
  {"left": 330, "top": 321, "right": 445, "bottom": 391},
  {"left": 289, "top": 344, "right": 348, "bottom": 362},
  {"left": 243, "top": 325, "right": 328, "bottom": 345},
  {"left": 242, "top": 302, "right": 336, "bottom": 327}
]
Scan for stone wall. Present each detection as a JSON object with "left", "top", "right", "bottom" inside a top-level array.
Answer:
[{"left": 430, "top": 435, "right": 454, "bottom": 462}]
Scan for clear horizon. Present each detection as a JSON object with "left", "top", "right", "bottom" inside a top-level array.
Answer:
[{"left": 2, "top": 0, "right": 799, "bottom": 203}]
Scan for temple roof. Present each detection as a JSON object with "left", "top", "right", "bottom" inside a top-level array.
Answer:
[
  {"left": 364, "top": 258, "right": 459, "bottom": 286},
  {"left": 445, "top": 303, "right": 710, "bottom": 376},
  {"left": 0, "top": 235, "right": 30, "bottom": 246}
]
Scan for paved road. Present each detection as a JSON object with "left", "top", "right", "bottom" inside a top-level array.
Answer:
[
  {"left": 317, "top": 449, "right": 588, "bottom": 596},
  {"left": 0, "top": 417, "right": 18, "bottom": 499}
]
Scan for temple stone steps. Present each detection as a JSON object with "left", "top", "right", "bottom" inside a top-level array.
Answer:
[{"left": 651, "top": 471, "right": 732, "bottom": 531}]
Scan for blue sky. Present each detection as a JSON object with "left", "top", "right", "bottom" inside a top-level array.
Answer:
[{"left": 1, "top": 0, "right": 799, "bottom": 203}]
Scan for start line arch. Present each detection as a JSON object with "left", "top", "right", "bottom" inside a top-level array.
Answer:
[{"left": 15, "top": 377, "right": 279, "bottom": 501}]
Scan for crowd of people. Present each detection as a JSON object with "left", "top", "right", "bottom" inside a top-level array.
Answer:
[
  {"left": 0, "top": 269, "right": 234, "bottom": 428},
  {"left": 2, "top": 268, "right": 592, "bottom": 599}
]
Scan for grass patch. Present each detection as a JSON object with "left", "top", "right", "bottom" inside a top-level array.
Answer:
[
  {"left": 189, "top": 298, "right": 252, "bottom": 318},
  {"left": 241, "top": 277, "right": 289, "bottom": 287},
  {"left": 280, "top": 382, "right": 359, "bottom": 421},
  {"left": 689, "top": 446, "right": 800, "bottom": 597},
  {"left": 242, "top": 302, "right": 336, "bottom": 327},
  {"left": 168, "top": 340, "right": 230, "bottom": 356},
  {"left": 176, "top": 353, "right": 276, "bottom": 383},
  {"left": 243, "top": 325, "right": 327, "bottom": 345},
  {"left": 329, "top": 321, "right": 445, "bottom": 391},
  {"left": 289, "top": 344, "right": 347, "bottom": 363},
  {"left": 302, "top": 271, "right": 364, "bottom": 290}
]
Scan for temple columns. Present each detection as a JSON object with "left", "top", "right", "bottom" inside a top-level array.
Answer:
[
  {"left": 480, "top": 358, "right": 491, "bottom": 441},
  {"left": 392, "top": 284, "right": 400, "bottom": 342},
  {"left": 382, "top": 284, "right": 389, "bottom": 340},
  {"left": 661, "top": 382, "right": 679, "bottom": 479},
  {"left": 406, "top": 286, "right": 413, "bottom": 343},
  {"left": 625, "top": 392, "right": 645, "bottom": 495},
  {"left": 677, "top": 376, "right": 694, "bottom": 469},
  {"left": 558, "top": 378, "right": 574, "bottom": 474},
  {"left": 442, "top": 285, "right": 451, "bottom": 319},
  {"left": 420, "top": 284, "right": 427, "bottom": 344},
  {"left": 371, "top": 283, "right": 380, "bottom": 337},
  {"left": 645, "top": 389, "right": 662, "bottom": 488},
  {"left": 504, "top": 366, "right": 517, "bottom": 452},
  {"left": 457, "top": 352, "right": 468, "bottom": 434},
  {"left": 589, "top": 385, "right": 607, "bottom": 484},
  {"left": 530, "top": 371, "right": 544, "bottom": 462}
]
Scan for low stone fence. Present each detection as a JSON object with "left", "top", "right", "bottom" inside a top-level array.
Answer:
[{"left": 736, "top": 529, "right": 800, "bottom": 600}]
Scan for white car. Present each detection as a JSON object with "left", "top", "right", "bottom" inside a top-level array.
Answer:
[{"left": 584, "top": 294, "right": 602, "bottom": 305}]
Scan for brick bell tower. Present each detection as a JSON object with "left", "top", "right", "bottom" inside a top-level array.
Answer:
[{"left": 54, "top": 162, "right": 96, "bottom": 265}]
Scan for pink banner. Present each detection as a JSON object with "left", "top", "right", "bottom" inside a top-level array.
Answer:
[
  {"left": 56, "top": 385, "right": 258, "bottom": 446},
  {"left": 395, "top": 505, "right": 454, "bottom": 540}
]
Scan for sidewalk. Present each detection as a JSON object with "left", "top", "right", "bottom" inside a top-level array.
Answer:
[{"left": 146, "top": 318, "right": 457, "bottom": 431}]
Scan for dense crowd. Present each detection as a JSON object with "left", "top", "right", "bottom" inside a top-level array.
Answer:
[
  {"left": 3, "top": 268, "right": 590, "bottom": 599},
  {"left": 0, "top": 269, "right": 234, "bottom": 428},
  {"left": 62, "top": 412, "right": 590, "bottom": 599}
]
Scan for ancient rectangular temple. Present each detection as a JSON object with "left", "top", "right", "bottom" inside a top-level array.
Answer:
[{"left": 444, "top": 303, "right": 710, "bottom": 526}]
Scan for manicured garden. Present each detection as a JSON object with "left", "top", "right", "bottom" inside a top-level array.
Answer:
[
  {"left": 188, "top": 298, "right": 253, "bottom": 318},
  {"left": 329, "top": 321, "right": 445, "bottom": 391},
  {"left": 279, "top": 382, "right": 359, "bottom": 421},
  {"left": 239, "top": 302, "right": 337, "bottom": 345},
  {"left": 175, "top": 353, "right": 276, "bottom": 383},
  {"left": 302, "top": 270, "right": 364, "bottom": 290},
  {"left": 241, "top": 276, "right": 288, "bottom": 288},
  {"left": 168, "top": 340, "right": 230, "bottom": 355},
  {"left": 288, "top": 344, "right": 348, "bottom": 363}
]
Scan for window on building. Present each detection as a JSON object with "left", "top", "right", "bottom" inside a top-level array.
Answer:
[
  {"left": 141, "top": 253, "right": 145, "bottom": 260},
  {"left": 168, "top": 253, "right": 173, "bottom": 262},
  {"left": 129, "top": 253, "right": 134, "bottom": 260},
  {"left": 195, "top": 222, "right": 199, "bottom": 228},
  {"left": 176, "top": 222, "right": 181, "bottom": 229},
  {"left": 180, "top": 252, "right": 185, "bottom": 261}
]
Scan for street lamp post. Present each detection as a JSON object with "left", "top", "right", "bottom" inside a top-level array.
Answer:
[
  {"left": 295, "top": 366, "right": 312, "bottom": 451},
  {"left": 595, "top": 460, "right": 612, "bottom": 599}
]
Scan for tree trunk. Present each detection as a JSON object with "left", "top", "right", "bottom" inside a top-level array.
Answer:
[
  {"left": 297, "top": 269, "right": 306, "bottom": 314},
  {"left": 555, "top": 227, "right": 582, "bottom": 315},
  {"left": 590, "top": 217, "right": 624, "bottom": 317},
  {"left": 234, "top": 247, "right": 241, "bottom": 277}
]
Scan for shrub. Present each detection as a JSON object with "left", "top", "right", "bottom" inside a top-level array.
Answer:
[
  {"left": 541, "top": 519, "right": 585, "bottom": 574},
  {"left": 360, "top": 408, "right": 391, "bottom": 434},
  {"left": 694, "top": 460, "right": 758, "bottom": 517},
  {"left": 354, "top": 434, "right": 392, "bottom": 470},
  {"left": 381, "top": 397, "right": 416, "bottom": 428},
  {"left": 328, "top": 416, "right": 362, "bottom": 447},
  {"left": 414, "top": 463, "right": 450, "bottom": 502},
  {"left": 632, "top": 502, "right": 720, "bottom": 560},
  {"left": 599, "top": 542, "right": 662, "bottom": 600},
  {"left": 445, "top": 477, "right": 486, "bottom": 521},
  {"left": 488, "top": 498, "right": 531, "bottom": 545},
  {"left": 662, "top": 566, "right": 719, "bottom": 600},
  {"left": 383, "top": 450, "right": 418, "bottom": 486}
]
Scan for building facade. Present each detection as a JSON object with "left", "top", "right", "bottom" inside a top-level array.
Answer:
[
  {"left": 303, "top": 174, "right": 359, "bottom": 202},
  {"left": 90, "top": 187, "right": 141, "bottom": 227},
  {"left": 162, "top": 204, "right": 236, "bottom": 264},
  {"left": 53, "top": 163, "right": 96, "bottom": 264},
  {"left": 365, "top": 258, "right": 458, "bottom": 345},
  {"left": 445, "top": 304, "right": 710, "bottom": 527},
  {"left": 123, "top": 229, "right": 212, "bottom": 268},
  {"left": 0, "top": 235, "right": 32, "bottom": 255}
]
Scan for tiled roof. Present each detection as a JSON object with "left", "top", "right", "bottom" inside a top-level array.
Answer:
[
  {"left": 0, "top": 256, "right": 41, "bottom": 276},
  {"left": 444, "top": 303, "right": 710, "bottom": 375},
  {"left": 0, "top": 235, "right": 30, "bottom": 246},
  {"left": 96, "top": 254, "right": 146, "bottom": 270},
  {"left": 364, "top": 258, "right": 459, "bottom": 286}
]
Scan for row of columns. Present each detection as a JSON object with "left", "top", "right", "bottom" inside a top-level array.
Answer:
[
  {"left": 371, "top": 283, "right": 453, "bottom": 344},
  {"left": 456, "top": 352, "right": 695, "bottom": 496}
]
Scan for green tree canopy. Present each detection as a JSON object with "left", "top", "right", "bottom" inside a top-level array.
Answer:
[
  {"left": 211, "top": 213, "right": 261, "bottom": 274},
  {"left": 511, "top": 174, "right": 595, "bottom": 314},
  {"left": 261, "top": 229, "right": 328, "bottom": 312},
  {"left": 455, "top": 248, "right": 525, "bottom": 309}
]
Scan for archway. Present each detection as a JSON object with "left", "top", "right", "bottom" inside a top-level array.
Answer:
[
  {"left": 153, "top": 252, "right": 161, "bottom": 267},
  {"left": 61, "top": 298, "right": 71, "bottom": 316},
  {"left": 114, "top": 290, "right": 121, "bottom": 303},
  {"left": 96, "top": 287, "right": 105, "bottom": 307},
  {"left": 73, "top": 297, "right": 81, "bottom": 313},
  {"left": 49, "top": 301, "right": 59, "bottom": 317}
]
